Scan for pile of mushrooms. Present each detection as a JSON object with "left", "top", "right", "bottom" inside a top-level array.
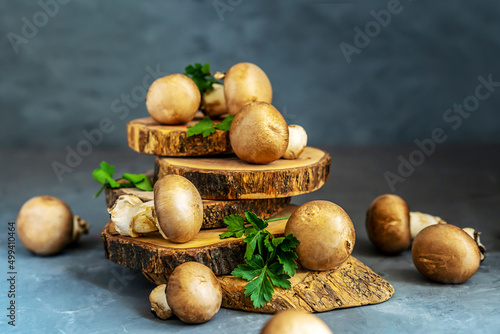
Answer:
[{"left": 365, "top": 194, "right": 486, "bottom": 283}]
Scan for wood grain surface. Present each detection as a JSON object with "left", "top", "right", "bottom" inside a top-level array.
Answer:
[{"left": 154, "top": 146, "right": 331, "bottom": 200}]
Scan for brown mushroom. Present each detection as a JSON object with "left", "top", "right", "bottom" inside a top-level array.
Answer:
[
  {"left": 153, "top": 175, "right": 203, "bottom": 243},
  {"left": 146, "top": 74, "right": 201, "bottom": 124},
  {"left": 285, "top": 200, "right": 355, "bottom": 271},
  {"left": 17, "top": 195, "right": 88, "bottom": 256},
  {"left": 229, "top": 101, "right": 289, "bottom": 164},
  {"left": 366, "top": 194, "right": 411, "bottom": 254},
  {"left": 412, "top": 224, "right": 481, "bottom": 283},
  {"left": 260, "top": 310, "right": 333, "bottom": 334},
  {"left": 166, "top": 262, "right": 222, "bottom": 323}
]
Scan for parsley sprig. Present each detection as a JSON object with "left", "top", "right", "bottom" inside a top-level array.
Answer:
[
  {"left": 92, "top": 161, "right": 153, "bottom": 198},
  {"left": 220, "top": 211, "right": 299, "bottom": 308},
  {"left": 184, "top": 63, "right": 219, "bottom": 94},
  {"left": 186, "top": 114, "right": 234, "bottom": 137}
]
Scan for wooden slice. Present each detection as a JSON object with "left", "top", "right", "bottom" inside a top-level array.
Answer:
[
  {"left": 101, "top": 216, "right": 290, "bottom": 276},
  {"left": 104, "top": 187, "right": 291, "bottom": 229},
  {"left": 218, "top": 256, "right": 394, "bottom": 313},
  {"left": 127, "top": 115, "right": 232, "bottom": 156},
  {"left": 154, "top": 147, "right": 331, "bottom": 200}
]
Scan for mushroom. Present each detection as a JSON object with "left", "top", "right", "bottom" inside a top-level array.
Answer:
[
  {"left": 366, "top": 195, "right": 448, "bottom": 254},
  {"left": 146, "top": 74, "right": 201, "bottom": 124},
  {"left": 154, "top": 175, "right": 203, "bottom": 243},
  {"left": 462, "top": 227, "right": 486, "bottom": 262},
  {"left": 108, "top": 195, "right": 157, "bottom": 237},
  {"left": 366, "top": 194, "right": 411, "bottom": 254},
  {"left": 149, "top": 284, "right": 172, "bottom": 320},
  {"left": 166, "top": 262, "right": 222, "bottom": 323},
  {"left": 201, "top": 83, "right": 227, "bottom": 118},
  {"left": 224, "top": 62, "right": 273, "bottom": 115},
  {"left": 282, "top": 125, "right": 308, "bottom": 160},
  {"left": 412, "top": 224, "right": 481, "bottom": 283},
  {"left": 284, "top": 200, "right": 355, "bottom": 271},
  {"left": 260, "top": 310, "right": 333, "bottom": 334},
  {"left": 17, "top": 195, "right": 89, "bottom": 256},
  {"left": 230, "top": 101, "right": 289, "bottom": 164}
]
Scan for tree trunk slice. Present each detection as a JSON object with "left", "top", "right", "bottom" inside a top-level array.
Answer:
[
  {"left": 127, "top": 115, "right": 232, "bottom": 156},
  {"left": 154, "top": 147, "right": 331, "bottom": 200},
  {"left": 217, "top": 256, "right": 394, "bottom": 313},
  {"left": 101, "top": 216, "right": 290, "bottom": 276},
  {"left": 104, "top": 186, "right": 291, "bottom": 229}
]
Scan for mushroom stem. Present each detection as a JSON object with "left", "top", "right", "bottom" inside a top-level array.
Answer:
[
  {"left": 282, "top": 125, "right": 308, "bottom": 160},
  {"left": 409, "top": 211, "right": 447, "bottom": 239},
  {"left": 462, "top": 228, "right": 486, "bottom": 262},
  {"left": 150, "top": 284, "right": 172, "bottom": 320},
  {"left": 213, "top": 71, "right": 226, "bottom": 80},
  {"left": 72, "top": 215, "right": 89, "bottom": 243}
]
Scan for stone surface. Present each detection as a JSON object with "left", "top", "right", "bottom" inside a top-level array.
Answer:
[{"left": 0, "top": 145, "right": 499, "bottom": 333}]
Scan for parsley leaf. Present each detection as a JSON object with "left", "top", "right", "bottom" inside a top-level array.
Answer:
[
  {"left": 184, "top": 63, "right": 219, "bottom": 94},
  {"left": 92, "top": 161, "right": 153, "bottom": 198},
  {"left": 187, "top": 114, "right": 234, "bottom": 138},
  {"left": 219, "top": 214, "right": 246, "bottom": 239},
  {"left": 186, "top": 116, "right": 216, "bottom": 137},
  {"left": 215, "top": 114, "right": 234, "bottom": 131},
  {"left": 219, "top": 211, "right": 298, "bottom": 308}
]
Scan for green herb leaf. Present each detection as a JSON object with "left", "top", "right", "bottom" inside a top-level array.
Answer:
[
  {"left": 184, "top": 63, "right": 218, "bottom": 93},
  {"left": 219, "top": 214, "right": 246, "bottom": 239},
  {"left": 92, "top": 161, "right": 153, "bottom": 198},
  {"left": 219, "top": 211, "right": 300, "bottom": 308},
  {"left": 215, "top": 115, "right": 234, "bottom": 131},
  {"left": 122, "top": 173, "right": 154, "bottom": 191},
  {"left": 245, "top": 211, "right": 268, "bottom": 231},
  {"left": 186, "top": 116, "right": 216, "bottom": 137},
  {"left": 267, "top": 262, "right": 292, "bottom": 289}
]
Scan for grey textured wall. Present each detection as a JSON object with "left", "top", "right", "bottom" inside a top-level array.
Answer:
[{"left": 2, "top": 0, "right": 499, "bottom": 150}]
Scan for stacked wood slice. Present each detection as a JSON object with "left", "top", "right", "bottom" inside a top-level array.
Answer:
[{"left": 101, "top": 114, "right": 394, "bottom": 313}]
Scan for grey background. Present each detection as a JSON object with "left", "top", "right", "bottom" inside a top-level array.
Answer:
[{"left": 1, "top": 0, "right": 499, "bottom": 153}]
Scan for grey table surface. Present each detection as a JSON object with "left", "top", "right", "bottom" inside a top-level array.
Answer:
[{"left": 0, "top": 144, "right": 499, "bottom": 334}]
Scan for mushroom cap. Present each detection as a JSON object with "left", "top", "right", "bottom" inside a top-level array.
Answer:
[
  {"left": 154, "top": 175, "right": 203, "bottom": 243},
  {"left": 17, "top": 195, "right": 73, "bottom": 256},
  {"left": 412, "top": 224, "right": 481, "bottom": 283},
  {"left": 166, "top": 262, "right": 222, "bottom": 323},
  {"left": 284, "top": 200, "right": 355, "bottom": 271},
  {"left": 260, "top": 310, "right": 333, "bottom": 334},
  {"left": 224, "top": 62, "right": 272, "bottom": 115},
  {"left": 146, "top": 73, "right": 201, "bottom": 124},
  {"left": 366, "top": 194, "right": 411, "bottom": 254},
  {"left": 229, "top": 101, "right": 288, "bottom": 164}
]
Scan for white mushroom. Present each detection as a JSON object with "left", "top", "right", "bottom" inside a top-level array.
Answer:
[
  {"left": 149, "top": 284, "right": 172, "bottom": 320},
  {"left": 108, "top": 195, "right": 157, "bottom": 237},
  {"left": 282, "top": 125, "right": 307, "bottom": 160},
  {"left": 201, "top": 83, "right": 227, "bottom": 117},
  {"left": 410, "top": 211, "right": 447, "bottom": 239}
]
